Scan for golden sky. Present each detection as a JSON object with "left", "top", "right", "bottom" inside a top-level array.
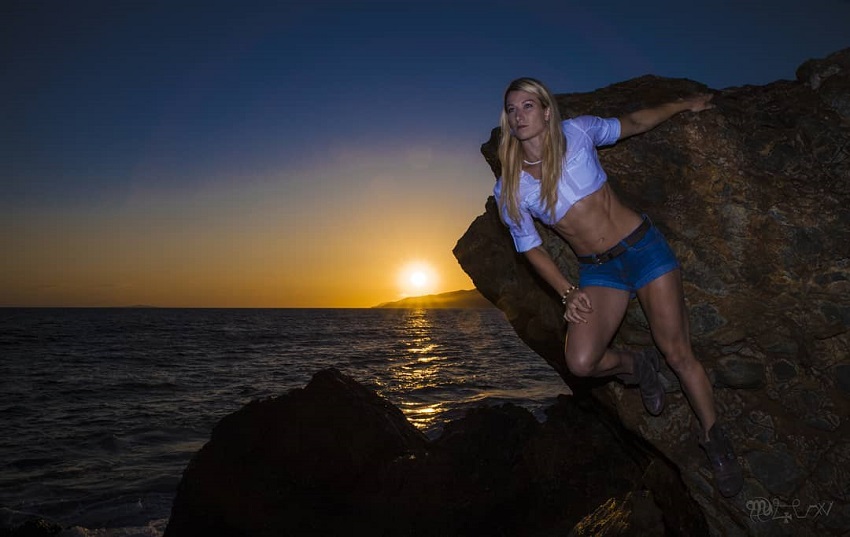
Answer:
[{"left": 2, "top": 142, "right": 491, "bottom": 308}]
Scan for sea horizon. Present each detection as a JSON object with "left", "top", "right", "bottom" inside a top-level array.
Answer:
[{"left": 0, "top": 290, "right": 493, "bottom": 310}]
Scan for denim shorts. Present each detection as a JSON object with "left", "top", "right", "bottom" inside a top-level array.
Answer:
[{"left": 578, "top": 223, "right": 680, "bottom": 296}]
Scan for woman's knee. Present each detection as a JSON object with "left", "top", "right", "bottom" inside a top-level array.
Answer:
[
  {"left": 661, "top": 343, "right": 697, "bottom": 373},
  {"left": 564, "top": 349, "right": 601, "bottom": 377}
]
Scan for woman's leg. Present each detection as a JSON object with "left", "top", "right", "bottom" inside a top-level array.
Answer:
[
  {"left": 635, "top": 269, "right": 716, "bottom": 437},
  {"left": 637, "top": 268, "right": 743, "bottom": 497},
  {"left": 563, "top": 286, "right": 634, "bottom": 378}
]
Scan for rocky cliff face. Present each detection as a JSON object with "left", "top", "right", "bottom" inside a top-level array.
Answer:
[{"left": 454, "top": 48, "right": 850, "bottom": 535}]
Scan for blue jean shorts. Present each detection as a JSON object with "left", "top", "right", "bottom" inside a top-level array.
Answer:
[{"left": 578, "top": 223, "right": 680, "bottom": 296}]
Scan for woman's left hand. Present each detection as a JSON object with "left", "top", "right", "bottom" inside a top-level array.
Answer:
[
  {"left": 563, "top": 289, "right": 593, "bottom": 324},
  {"left": 682, "top": 93, "right": 715, "bottom": 113}
]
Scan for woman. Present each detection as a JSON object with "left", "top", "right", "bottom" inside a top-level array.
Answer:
[{"left": 494, "top": 77, "right": 742, "bottom": 498}]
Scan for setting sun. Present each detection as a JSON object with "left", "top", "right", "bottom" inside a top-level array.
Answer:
[
  {"left": 398, "top": 262, "right": 439, "bottom": 297},
  {"left": 410, "top": 271, "right": 428, "bottom": 288}
]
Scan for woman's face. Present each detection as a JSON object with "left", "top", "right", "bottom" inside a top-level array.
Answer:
[{"left": 505, "top": 90, "right": 550, "bottom": 142}]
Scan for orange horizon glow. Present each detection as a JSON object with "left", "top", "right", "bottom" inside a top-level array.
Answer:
[
  {"left": 0, "top": 235, "right": 476, "bottom": 308},
  {"left": 0, "top": 143, "right": 487, "bottom": 309}
]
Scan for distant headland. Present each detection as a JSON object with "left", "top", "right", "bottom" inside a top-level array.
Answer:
[{"left": 373, "top": 289, "right": 494, "bottom": 309}]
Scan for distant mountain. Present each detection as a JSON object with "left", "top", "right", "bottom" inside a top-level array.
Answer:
[{"left": 373, "top": 289, "right": 494, "bottom": 309}]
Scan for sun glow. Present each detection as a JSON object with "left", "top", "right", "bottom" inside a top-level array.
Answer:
[{"left": 397, "top": 262, "right": 439, "bottom": 296}]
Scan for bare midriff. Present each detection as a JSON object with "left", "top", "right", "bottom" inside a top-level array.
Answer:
[{"left": 552, "top": 183, "right": 643, "bottom": 257}]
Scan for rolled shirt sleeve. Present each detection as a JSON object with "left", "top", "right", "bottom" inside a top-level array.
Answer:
[
  {"left": 493, "top": 178, "right": 542, "bottom": 253},
  {"left": 572, "top": 115, "right": 621, "bottom": 146}
]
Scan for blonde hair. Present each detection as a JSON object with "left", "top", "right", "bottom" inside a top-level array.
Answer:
[{"left": 497, "top": 77, "right": 566, "bottom": 225}]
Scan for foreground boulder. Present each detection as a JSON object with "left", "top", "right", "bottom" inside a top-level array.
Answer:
[
  {"left": 454, "top": 48, "right": 850, "bottom": 535},
  {"left": 164, "top": 368, "right": 428, "bottom": 536},
  {"left": 165, "top": 368, "right": 705, "bottom": 536}
]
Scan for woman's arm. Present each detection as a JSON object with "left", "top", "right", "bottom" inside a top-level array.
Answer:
[
  {"left": 524, "top": 246, "right": 574, "bottom": 297},
  {"left": 618, "top": 93, "right": 714, "bottom": 140},
  {"left": 524, "top": 246, "right": 593, "bottom": 323}
]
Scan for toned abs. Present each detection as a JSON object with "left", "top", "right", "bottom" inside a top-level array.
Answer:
[{"left": 553, "top": 183, "right": 644, "bottom": 256}]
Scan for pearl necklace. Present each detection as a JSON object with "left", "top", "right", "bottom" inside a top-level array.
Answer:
[{"left": 523, "top": 159, "right": 542, "bottom": 166}]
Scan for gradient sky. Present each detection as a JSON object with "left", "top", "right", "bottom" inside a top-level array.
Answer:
[{"left": 3, "top": 0, "right": 849, "bottom": 307}]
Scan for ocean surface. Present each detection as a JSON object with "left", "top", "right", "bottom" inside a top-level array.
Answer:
[{"left": 0, "top": 307, "right": 569, "bottom": 536}]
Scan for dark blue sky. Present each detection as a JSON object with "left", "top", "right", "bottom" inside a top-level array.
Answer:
[{"left": 2, "top": 0, "right": 849, "bottom": 306}]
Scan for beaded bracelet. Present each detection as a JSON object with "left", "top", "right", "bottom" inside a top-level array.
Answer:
[{"left": 561, "top": 285, "right": 578, "bottom": 305}]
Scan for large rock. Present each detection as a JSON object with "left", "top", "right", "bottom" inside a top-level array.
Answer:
[
  {"left": 164, "top": 367, "right": 429, "bottom": 536},
  {"left": 454, "top": 48, "right": 850, "bottom": 535},
  {"left": 165, "top": 368, "right": 704, "bottom": 536}
]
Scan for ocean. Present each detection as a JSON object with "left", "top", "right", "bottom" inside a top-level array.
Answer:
[{"left": 0, "top": 307, "right": 568, "bottom": 536}]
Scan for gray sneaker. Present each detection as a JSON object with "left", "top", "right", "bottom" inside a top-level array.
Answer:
[
  {"left": 699, "top": 424, "right": 744, "bottom": 498},
  {"left": 617, "top": 348, "right": 665, "bottom": 416}
]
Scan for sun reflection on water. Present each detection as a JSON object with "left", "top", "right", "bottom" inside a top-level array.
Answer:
[
  {"left": 386, "top": 309, "right": 450, "bottom": 432},
  {"left": 372, "top": 308, "right": 567, "bottom": 438},
  {"left": 400, "top": 402, "right": 444, "bottom": 430}
]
